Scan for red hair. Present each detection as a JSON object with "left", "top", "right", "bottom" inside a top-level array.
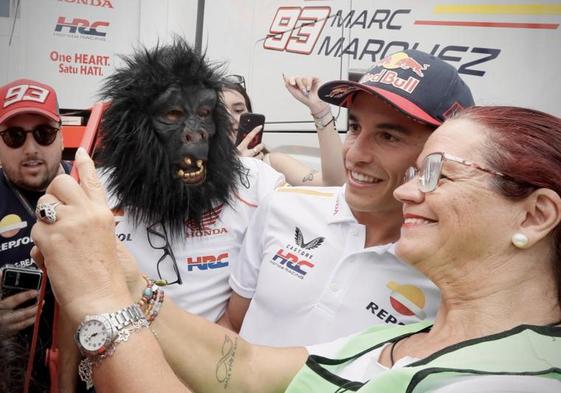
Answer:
[{"left": 456, "top": 106, "right": 561, "bottom": 301}]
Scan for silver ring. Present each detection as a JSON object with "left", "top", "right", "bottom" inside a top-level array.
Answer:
[{"left": 35, "top": 202, "right": 61, "bottom": 224}]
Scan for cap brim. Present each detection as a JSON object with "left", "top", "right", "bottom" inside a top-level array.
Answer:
[
  {"left": 0, "top": 107, "right": 60, "bottom": 125},
  {"left": 318, "top": 80, "right": 441, "bottom": 126}
]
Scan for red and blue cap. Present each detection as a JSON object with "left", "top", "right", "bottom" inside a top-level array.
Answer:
[
  {"left": 0, "top": 79, "right": 60, "bottom": 125},
  {"left": 318, "top": 49, "right": 474, "bottom": 126}
]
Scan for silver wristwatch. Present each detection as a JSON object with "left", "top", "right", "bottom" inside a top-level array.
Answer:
[
  {"left": 75, "top": 304, "right": 148, "bottom": 388},
  {"left": 75, "top": 303, "right": 146, "bottom": 357}
]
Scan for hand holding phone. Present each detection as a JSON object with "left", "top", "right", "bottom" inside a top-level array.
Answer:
[
  {"left": 1, "top": 266, "right": 42, "bottom": 310},
  {"left": 235, "top": 113, "right": 265, "bottom": 150}
]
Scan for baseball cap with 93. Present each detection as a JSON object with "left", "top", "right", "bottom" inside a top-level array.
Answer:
[{"left": 0, "top": 78, "right": 61, "bottom": 125}]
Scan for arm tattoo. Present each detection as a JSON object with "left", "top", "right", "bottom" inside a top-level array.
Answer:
[
  {"left": 302, "top": 169, "right": 319, "bottom": 183},
  {"left": 216, "top": 335, "right": 239, "bottom": 390}
]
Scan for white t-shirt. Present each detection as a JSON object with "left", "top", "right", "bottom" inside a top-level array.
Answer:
[
  {"left": 230, "top": 185, "right": 440, "bottom": 346},
  {"left": 103, "top": 157, "right": 285, "bottom": 321}
]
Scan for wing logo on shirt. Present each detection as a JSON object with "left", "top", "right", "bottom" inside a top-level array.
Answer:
[
  {"left": 185, "top": 204, "right": 228, "bottom": 238},
  {"left": 294, "top": 227, "right": 324, "bottom": 250},
  {"left": 186, "top": 203, "right": 224, "bottom": 230}
]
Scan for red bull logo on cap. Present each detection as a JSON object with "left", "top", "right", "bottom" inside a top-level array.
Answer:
[
  {"left": 359, "top": 52, "right": 431, "bottom": 95},
  {"left": 379, "top": 52, "right": 430, "bottom": 77}
]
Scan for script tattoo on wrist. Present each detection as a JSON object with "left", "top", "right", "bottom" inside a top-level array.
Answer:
[
  {"left": 302, "top": 169, "right": 319, "bottom": 183},
  {"left": 216, "top": 335, "right": 239, "bottom": 389}
]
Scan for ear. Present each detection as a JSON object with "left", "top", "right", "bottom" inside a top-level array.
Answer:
[{"left": 519, "top": 188, "right": 561, "bottom": 246}]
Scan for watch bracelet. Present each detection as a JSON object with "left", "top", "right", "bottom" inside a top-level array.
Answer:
[{"left": 78, "top": 317, "right": 149, "bottom": 389}]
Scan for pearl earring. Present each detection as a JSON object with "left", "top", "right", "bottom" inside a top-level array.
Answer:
[{"left": 511, "top": 233, "right": 529, "bottom": 249}]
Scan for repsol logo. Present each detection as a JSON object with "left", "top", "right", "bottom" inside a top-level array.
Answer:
[
  {"left": 0, "top": 236, "right": 32, "bottom": 252},
  {"left": 57, "top": 0, "right": 114, "bottom": 8},
  {"left": 366, "top": 302, "right": 405, "bottom": 325},
  {"left": 270, "top": 249, "right": 315, "bottom": 279},
  {"left": 186, "top": 253, "right": 229, "bottom": 272},
  {"left": 116, "top": 233, "right": 132, "bottom": 242},
  {"left": 54, "top": 17, "right": 110, "bottom": 37}
]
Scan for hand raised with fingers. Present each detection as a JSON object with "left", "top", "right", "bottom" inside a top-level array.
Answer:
[
  {"left": 283, "top": 74, "right": 329, "bottom": 115},
  {"left": 31, "top": 148, "right": 132, "bottom": 324}
]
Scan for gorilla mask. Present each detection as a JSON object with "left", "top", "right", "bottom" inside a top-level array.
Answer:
[{"left": 97, "top": 38, "right": 244, "bottom": 238}]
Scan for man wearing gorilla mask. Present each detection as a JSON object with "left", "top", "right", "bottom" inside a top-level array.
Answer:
[{"left": 96, "top": 39, "right": 285, "bottom": 322}]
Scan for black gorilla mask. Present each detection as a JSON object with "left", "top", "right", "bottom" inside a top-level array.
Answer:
[
  {"left": 151, "top": 86, "right": 217, "bottom": 185},
  {"left": 96, "top": 39, "right": 244, "bottom": 238}
]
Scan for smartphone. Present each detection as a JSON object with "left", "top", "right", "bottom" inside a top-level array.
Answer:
[
  {"left": 1, "top": 266, "right": 43, "bottom": 309},
  {"left": 70, "top": 101, "right": 106, "bottom": 180},
  {"left": 235, "top": 113, "right": 265, "bottom": 149}
]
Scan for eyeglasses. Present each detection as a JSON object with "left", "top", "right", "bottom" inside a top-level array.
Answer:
[
  {"left": 223, "top": 74, "right": 246, "bottom": 89},
  {"left": 147, "top": 223, "right": 182, "bottom": 285},
  {"left": 0, "top": 125, "right": 60, "bottom": 149},
  {"left": 404, "top": 152, "right": 509, "bottom": 193}
]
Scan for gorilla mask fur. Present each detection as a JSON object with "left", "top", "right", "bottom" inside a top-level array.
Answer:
[{"left": 97, "top": 39, "right": 243, "bottom": 238}]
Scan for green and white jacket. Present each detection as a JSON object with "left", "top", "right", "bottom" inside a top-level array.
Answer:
[{"left": 285, "top": 321, "right": 561, "bottom": 393}]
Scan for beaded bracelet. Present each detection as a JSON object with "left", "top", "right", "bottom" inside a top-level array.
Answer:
[{"left": 138, "top": 275, "right": 165, "bottom": 323}]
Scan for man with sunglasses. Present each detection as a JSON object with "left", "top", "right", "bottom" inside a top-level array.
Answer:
[
  {"left": 0, "top": 78, "right": 67, "bottom": 391},
  {"left": 220, "top": 50, "right": 475, "bottom": 347}
]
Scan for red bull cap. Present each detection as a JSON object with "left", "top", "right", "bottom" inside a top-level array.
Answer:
[
  {"left": 0, "top": 79, "right": 60, "bottom": 125},
  {"left": 318, "top": 49, "right": 474, "bottom": 126}
]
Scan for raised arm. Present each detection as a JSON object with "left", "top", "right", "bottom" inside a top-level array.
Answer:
[
  {"left": 31, "top": 148, "right": 306, "bottom": 393},
  {"left": 283, "top": 75, "right": 346, "bottom": 186}
]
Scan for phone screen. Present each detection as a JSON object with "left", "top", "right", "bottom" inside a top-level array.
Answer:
[{"left": 236, "top": 113, "right": 265, "bottom": 149}]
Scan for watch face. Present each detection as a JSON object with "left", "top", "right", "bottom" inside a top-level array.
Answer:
[{"left": 78, "top": 317, "right": 113, "bottom": 355}]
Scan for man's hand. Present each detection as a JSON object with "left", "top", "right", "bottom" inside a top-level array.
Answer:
[{"left": 0, "top": 287, "right": 39, "bottom": 338}]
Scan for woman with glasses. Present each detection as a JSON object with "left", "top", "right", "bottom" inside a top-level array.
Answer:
[
  {"left": 32, "top": 106, "right": 561, "bottom": 392},
  {"left": 221, "top": 74, "right": 346, "bottom": 186}
]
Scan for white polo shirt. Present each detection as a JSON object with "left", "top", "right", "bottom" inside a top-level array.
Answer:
[
  {"left": 230, "top": 185, "right": 440, "bottom": 346},
  {"left": 103, "top": 157, "right": 285, "bottom": 322}
]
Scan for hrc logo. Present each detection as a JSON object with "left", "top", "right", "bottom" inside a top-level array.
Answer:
[
  {"left": 271, "top": 249, "right": 315, "bottom": 279},
  {"left": 186, "top": 253, "right": 229, "bottom": 272},
  {"left": 55, "top": 16, "right": 110, "bottom": 37}
]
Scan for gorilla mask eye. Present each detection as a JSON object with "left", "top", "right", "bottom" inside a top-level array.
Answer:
[
  {"left": 197, "top": 107, "right": 211, "bottom": 118},
  {"left": 165, "top": 109, "right": 185, "bottom": 123}
]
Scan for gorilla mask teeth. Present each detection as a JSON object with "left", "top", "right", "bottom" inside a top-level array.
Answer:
[{"left": 177, "top": 159, "right": 206, "bottom": 184}]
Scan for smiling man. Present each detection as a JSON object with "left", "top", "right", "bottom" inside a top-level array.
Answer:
[{"left": 218, "top": 50, "right": 475, "bottom": 346}]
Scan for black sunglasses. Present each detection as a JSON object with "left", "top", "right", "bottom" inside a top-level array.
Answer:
[{"left": 0, "top": 125, "right": 60, "bottom": 149}]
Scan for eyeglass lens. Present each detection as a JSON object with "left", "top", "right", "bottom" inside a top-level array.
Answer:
[
  {"left": 420, "top": 154, "right": 444, "bottom": 192},
  {"left": 0, "top": 125, "right": 59, "bottom": 149}
]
